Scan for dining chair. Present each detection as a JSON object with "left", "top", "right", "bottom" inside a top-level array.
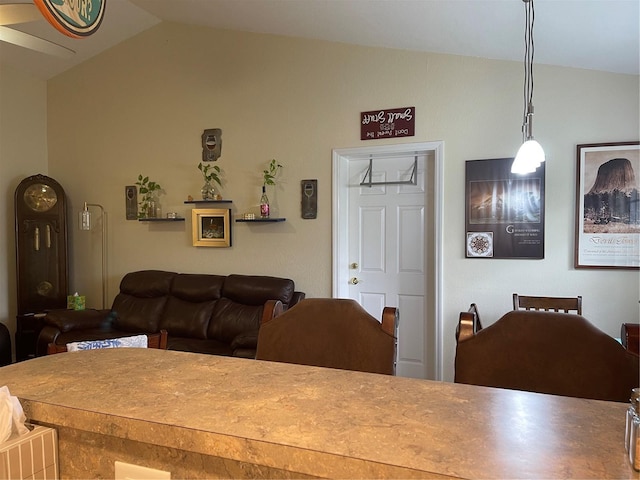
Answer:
[
  {"left": 512, "top": 293, "right": 582, "bottom": 315},
  {"left": 455, "top": 310, "right": 638, "bottom": 402},
  {"left": 256, "top": 298, "right": 398, "bottom": 375},
  {"left": 47, "top": 329, "right": 168, "bottom": 354}
]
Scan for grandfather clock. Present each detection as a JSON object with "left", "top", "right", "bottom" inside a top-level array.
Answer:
[{"left": 14, "top": 174, "right": 69, "bottom": 359}]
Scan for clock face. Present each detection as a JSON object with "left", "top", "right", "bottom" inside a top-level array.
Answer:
[{"left": 23, "top": 184, "right": 58, "bottom": 212}]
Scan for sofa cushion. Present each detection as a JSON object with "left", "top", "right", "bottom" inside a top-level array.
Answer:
[
  {"left": 111, "top": 270, "right": 176, "bottom": 333},
  {"left": 158, "top": 274, "right": 224, "bottom": 338},
  {"left": 207, "top": 298, "right": 262, "bottom": 344},
  {"left": 167, "top": 336, "right": 233, "bottom": 356},
  {"left": 223, "top": 274, "right": 294, "bottom": 306}
]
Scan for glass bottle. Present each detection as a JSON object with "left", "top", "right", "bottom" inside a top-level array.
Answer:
[
  {"left": 631, "top": 404, "right": 640, "bottom": 471},
  {"left": 626, "top": 388, "right": 640, "bottom": 452},
  {"left": 260, "top": 186, "right": 270, "bottom": 218}
]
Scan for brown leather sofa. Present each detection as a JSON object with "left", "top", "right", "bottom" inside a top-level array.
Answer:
[{"left": 37, "top": 270, "right": 304, "bottom": 358}]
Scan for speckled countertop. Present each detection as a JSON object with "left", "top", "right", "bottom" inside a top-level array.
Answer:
[{"left": 0, "top": 349, "right": 635, "bottom": 479}]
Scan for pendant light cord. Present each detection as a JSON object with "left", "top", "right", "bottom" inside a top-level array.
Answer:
[{"left": 522, "top": 0, "right": 535, "bottom": 141}]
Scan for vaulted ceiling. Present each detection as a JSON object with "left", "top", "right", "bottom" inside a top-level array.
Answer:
[{"left": 1, "top": 0, "right": 638, "bottom": 80}]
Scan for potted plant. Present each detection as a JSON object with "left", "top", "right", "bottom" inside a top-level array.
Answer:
[
  {"left": 198, "top": 162, "right": 222, "bottom": 200},
  {"left": 262, "top": 159, "right": 283, "bottom": 187},
  {"left": 135, "top": 174, "right": 162, "bottom": 218},
  {"left": 260, "top": 159, "right": 283, "bottom": 218}
]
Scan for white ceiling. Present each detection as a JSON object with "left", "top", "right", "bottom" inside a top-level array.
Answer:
[{"left": 1, "top": 0, "right": 638, "bottom": 80}]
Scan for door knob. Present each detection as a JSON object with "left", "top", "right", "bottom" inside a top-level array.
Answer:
[
  {"left": 350, "top": 262, "right": 358, "bottom": 269},
  {"left": 349, "top": 277, "right": 360, "bottom": 285}
]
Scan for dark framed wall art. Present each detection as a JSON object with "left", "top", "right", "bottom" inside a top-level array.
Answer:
[
  {"left": 465, "top": 158, "right": 545, "bottom": 259},
  {"left": 575, "top": 141, "right": 639, "bottom": 269}
]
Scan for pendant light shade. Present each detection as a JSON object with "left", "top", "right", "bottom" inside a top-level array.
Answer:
[
  {"left": 512, "top": 139, "right": 545, "bottom": 174},
  {"left": 512, "top": 0, "right": 545, "bottom": 174}
]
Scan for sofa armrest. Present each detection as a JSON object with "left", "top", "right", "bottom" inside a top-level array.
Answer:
[
  {"left": 289, "top": 291, "right": 305, "bottom": 309},
  {"left": 36, "top": 309, "right": 113, "bottom": 357},
  {"left": 44, "top": 309, "right": 112, "bottom": 332}
]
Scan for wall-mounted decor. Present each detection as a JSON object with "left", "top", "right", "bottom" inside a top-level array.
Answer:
[
  {"left": 361, "top": 107, "right": 415, "bottom": 141},
  {"left": 125, "top": 186, "right": 137, "bottom": 220},
  {"left": 202, "top": 129, "right": 222, "bottom": 162},
  {"left": 34, "top": 0, "right": 105, "bottom": 38},
  {"left": 301, "top": 179, "right": 317, "bottom": 219},
  {"left": 575, "top": 141, "right": 639, "bottom": 269},
  {"left": 465, "top": 158, "right": 545, "bottom": 259},
  {"left": 192, "top": 208, "right": 232, "bottom": 247}
]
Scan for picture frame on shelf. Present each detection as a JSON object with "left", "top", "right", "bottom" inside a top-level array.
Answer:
[
  {"left": 192, "top": 208, "right": 232, "bottom": 247},
  {"left": 575, "top": 141, "right": 640, "bottom": 269}
]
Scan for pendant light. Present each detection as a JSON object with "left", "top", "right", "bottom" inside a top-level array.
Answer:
[{"left": 511, "top": 0, "right": 545, "bottom": 174}]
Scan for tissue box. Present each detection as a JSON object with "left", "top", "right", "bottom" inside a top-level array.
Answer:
[
  {"left": 66, "top": 295, "right": 85, "bottom": 311},
  {"left": 0, "top": 425, "right": 58, "bottom": 479}
]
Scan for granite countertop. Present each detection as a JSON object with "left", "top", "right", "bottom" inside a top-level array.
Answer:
[{"left": 0, "top": 349, "right": 634, "bottom": 479}]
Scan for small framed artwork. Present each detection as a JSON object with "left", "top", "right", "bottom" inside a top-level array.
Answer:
[
  {"left": 192, "top": 208, "right": 232, "bottom": 247},
  {"left": 575, "top": 141, "right": 639, "bottom": 269}
]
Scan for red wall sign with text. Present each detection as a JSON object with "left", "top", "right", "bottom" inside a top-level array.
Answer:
[{"left": 361, "top": 107, "right": 415, "bottom": 141}]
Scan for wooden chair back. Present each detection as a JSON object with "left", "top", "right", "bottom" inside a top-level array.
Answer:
[
  {"left": 455, "top": 310, "right": 638, "bottom": 402},
  {"left": 47, "top": 330, "right": 168, "bottom": 354},
  {"left": 621, "top": 323, "right": 640, "bottom": 356},
  {"left": 513, "top": 293, "right": 582, "bottom": 315},
  {"left": 256, "top": 298, "right": 398, "bottom": 375}
]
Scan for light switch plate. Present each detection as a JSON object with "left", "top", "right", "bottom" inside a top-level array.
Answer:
[{"left": 115, "top": 461, "right": 171, "bottom": 480}]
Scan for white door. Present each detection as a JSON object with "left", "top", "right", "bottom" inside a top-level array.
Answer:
[{"left": 332, "top": 142, "right": 444, "bottom": 380}]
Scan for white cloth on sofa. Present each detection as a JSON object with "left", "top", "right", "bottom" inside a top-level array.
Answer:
[{"left": 66, "top": 335, "right": 148, "bottom": 351}]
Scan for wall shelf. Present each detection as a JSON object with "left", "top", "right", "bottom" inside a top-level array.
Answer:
[
  {"left": 184, "top": 200, "right": 232, "bottom": 204},
  {"left": 236, "top": 218, "right": 286, "bottom": 223},
  {"left": 138, "top": 218, "right": 185, "bottom": 222}
]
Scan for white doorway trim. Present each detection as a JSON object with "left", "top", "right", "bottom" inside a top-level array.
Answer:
[{"left": 332, "top": 141, "right": 444, "bottom": 380}]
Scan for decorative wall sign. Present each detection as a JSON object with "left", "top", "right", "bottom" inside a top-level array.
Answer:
[
  {"left": 192, "top": 208, "right": 231, "bottom": 247},
  {"left": 202, "top": 128, "right": 222, "bottom": 162},
  {"left": 301, "top": 179, "right": 317, "bottom": 219},
  {"left": 361, "top": 107, "right": 415, "bottom": 141},
  {"left": 465, "top": 158, "right": 545, "bottom": 259},
  {"left": 575, "top": 141, "right": 639, "bottom": 269},
  {"left": 34, "top": 0, "right": 105, "bottom": 38}
]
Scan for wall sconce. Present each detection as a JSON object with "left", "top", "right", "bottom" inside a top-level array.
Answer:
[
  {"left": 79, "top": 202, "right": 108, "bottom": 309},
  {"left": 511, "top": 0, "right": 545, "bottom": 174}
]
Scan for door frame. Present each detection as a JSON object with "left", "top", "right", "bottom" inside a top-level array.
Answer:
[{"left": 331, "top": 141, "right": 444, "bottom": 380}]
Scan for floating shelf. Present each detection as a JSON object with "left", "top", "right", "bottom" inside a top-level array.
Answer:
[
  {"left": 138, "top": 218, "right": 185, "bottom": 222},
  {"left": 236, "top": 218, "right": 286, "bottom": 223},
  {"left": 184, "top": 200, "right": 232, "bottom": 204}
]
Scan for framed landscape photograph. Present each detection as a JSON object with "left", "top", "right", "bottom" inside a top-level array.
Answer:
[
  {"left": 575, "top": 141, "right": 640, "bottom": 269},
  {"left": 192, "top": 208, "right": 232, "bottom": 247}
]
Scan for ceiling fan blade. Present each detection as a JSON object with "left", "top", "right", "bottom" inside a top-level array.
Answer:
[
  {"left": 0, "top": 25, "right": 74, "bottom": 57},
  {"left": 0, "top": 3, "right": 41, "bottom": 26}
]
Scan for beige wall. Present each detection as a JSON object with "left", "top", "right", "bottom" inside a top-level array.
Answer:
[
  {"left": 0, "top": 64, "right": 48, "bottom": 351},
  {"left": 5, "top": 22, "right": 639, "bottom": 379}
]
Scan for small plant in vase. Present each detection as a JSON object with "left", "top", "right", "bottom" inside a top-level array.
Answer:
[
  {"left": 260, "top": 159, "right": 283, "bottom": 218},
  {"left": 135, "top": 174, "right": 162, "bottom": 218},
  {"left": 198, "top": 162, "right": 222, "bottom": 200}
]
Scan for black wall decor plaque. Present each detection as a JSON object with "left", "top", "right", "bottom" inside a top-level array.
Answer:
[{"left": 361, "top": 107, "right": 415, "bottom": 141}]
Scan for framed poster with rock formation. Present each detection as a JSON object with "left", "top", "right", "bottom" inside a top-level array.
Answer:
[{"left": 575, "top": 141, "right": 640, "bottom": 269}]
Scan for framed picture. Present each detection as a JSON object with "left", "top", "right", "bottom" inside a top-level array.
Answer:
[
  {"left": 575, "top": 141, "right": 639, "bottom": 269},
  {"left": 192, "top": 208, "right": 232, "bottom": 247},
  {"left": 465, "top": 157, "right": 545, "bottom": 259}
]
